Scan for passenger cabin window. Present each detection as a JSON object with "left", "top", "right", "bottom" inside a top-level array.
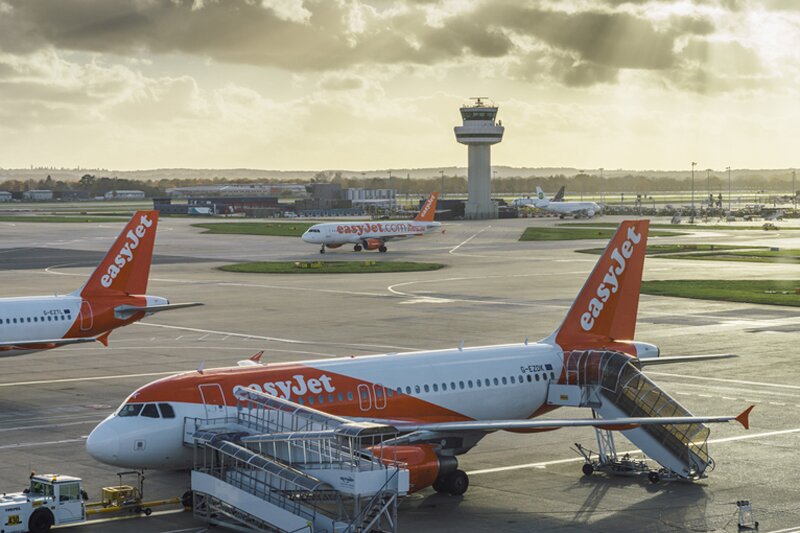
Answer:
[
  {"left": 158, "top": 403, "right": 176, "bottom": 418},
  {"left": 141, "top": 404, "right": 160, "bottom": 418},
  {"left": 118, "top": 404, "right": 143, "bottom": 417}
]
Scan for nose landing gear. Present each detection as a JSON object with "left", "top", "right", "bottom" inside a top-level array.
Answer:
[{"left": 319, "top": 245, "right": 325, "bottom": 254}]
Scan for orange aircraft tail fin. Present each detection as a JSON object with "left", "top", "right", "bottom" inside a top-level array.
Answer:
[
  {"left": 414, "top": 192, "right": 438, "bottom": 222},
  {"left": 551, "top": 220, "right": 649, "bottom": 350},
  {"left": 79, "top": 211, "right": 159, "bottom": 297}
]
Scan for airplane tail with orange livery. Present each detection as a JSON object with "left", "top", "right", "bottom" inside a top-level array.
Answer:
[
  {"left": 414, "top": 192, "right": 439, "bottom": 222},
  {"left": 77, "top": 211, "right": 159, "bottom": 297},
  {"left": 551, "top": 219, "right": 649, "bottom": 351}
]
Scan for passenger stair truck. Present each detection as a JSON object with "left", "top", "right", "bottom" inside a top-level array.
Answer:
[
  {"left": 186, "top": 387, "right": 409, "bottom": 533},
  {"left": 549, "top": 350, "right": 715, "bottom": 482},
  {"left": 0, "top": 474, "right": 85, "bottom": 533}
]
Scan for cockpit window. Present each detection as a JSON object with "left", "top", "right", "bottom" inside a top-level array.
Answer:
[
  {"left": 158, "top": 403, "right": 176, "bottom": 419},
  {"left": 307, "top": 228, "right": 321, "bottom": 233},
  {"left": 118, "top": 403, "right": 143, "bottom": 417},
  {"left": 141, "top": 404, "right": 160, "bottom": 418}
]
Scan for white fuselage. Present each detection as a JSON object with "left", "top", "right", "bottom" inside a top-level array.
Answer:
[
  {"left": 86, "top": 342, "right": 564, "bottom": 469},
  {"left": 539, "top": 201, "right": 601, "bottom": 217},
  {"left": 302, "top": 220, "right": 442, "bottom": 246},
  {"left": 0, "top": 295, "right": 82, "bottom": 356}
]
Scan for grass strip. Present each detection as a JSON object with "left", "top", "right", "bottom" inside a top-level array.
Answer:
[
  {"left": 560, "top": 222, "right": 788, "bottom": 231},
  {"left": 193, "top": 222, "right": 315, "bottom": 237},
  {"left": 220, "top": 261, "right": 445, "bottom": 274},
  {"left": 519, "top": 227, "right": 682, "bottom": 241},
  {"left": 641, "top": 280, "right": 800, "bottom": 307}
]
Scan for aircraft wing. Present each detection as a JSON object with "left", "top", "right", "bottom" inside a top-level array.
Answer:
[
  {"left": 114, "top": 302, "right": 203, "bottom": 319},
  {"left": 0, "top": 337, "right": 98, "bottom": 351},
  {"left": 391, "top": 406, "right": 753, "bottom": 436},
  {"left": 637, "top": 353, "right": 737, "bottom": 366}
]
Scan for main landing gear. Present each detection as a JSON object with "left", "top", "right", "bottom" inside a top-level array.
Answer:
[
  {"left": 354, "top": 244, "right": 362, "bottom": 252},
  {"left": 432, "top": 469, "right": 469, "bottom": 496},
  {"left": 378, "top": 245, "right": 387, "bottom": 253}
]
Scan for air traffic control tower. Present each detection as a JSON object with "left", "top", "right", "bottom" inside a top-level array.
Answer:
[{"left": 454, "top": 98, "right": 504, "bottom": 219}]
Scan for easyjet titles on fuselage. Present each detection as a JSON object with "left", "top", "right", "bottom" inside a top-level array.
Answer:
[
  {"left": 336, "top": 222, "right": 426, "bottom": 236},
  {"left": 244, "top": 373, "right": 336, "bottom": 400}
]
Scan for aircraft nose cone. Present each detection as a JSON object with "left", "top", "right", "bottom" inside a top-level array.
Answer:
[
  {"left": 301, "top": 232, "right": 311, "bottom": 242},
  {"left": 86, "top": 419, "right": 121, "bottom": 465}
]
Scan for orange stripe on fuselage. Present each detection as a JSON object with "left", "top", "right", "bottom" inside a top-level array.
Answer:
[{"left": 130, "top": 363, "right": 473, "bottom": 424}]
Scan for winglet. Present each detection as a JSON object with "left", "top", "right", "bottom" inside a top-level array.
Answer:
[
  {"left": 197, "top": 361, "right": 205, "bottom": 375},
  {"left": 249, "top": 351, "right": 264, "bottom": 362},
  {"left": 735, "top": 405, "right": 754, "bottom": 430},
  {"left": 97, "top": 331, "right": 111, "bottom": 347}
]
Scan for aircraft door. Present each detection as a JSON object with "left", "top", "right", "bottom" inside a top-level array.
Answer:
[
  {"left": 357, "top": 384, "right": 372, "bottom": 412},
  {"left": 198, "top": 383, "right": 227, "bottom": 418},
  {"left": 79, "top": 300, "right": 93, "bottom": 331},
  {"left": 373, "top": 384, "right": 387, "bottom": 410}
]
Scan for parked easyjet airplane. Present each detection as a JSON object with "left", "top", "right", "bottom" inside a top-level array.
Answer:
[
  {"left": 301, "top": 192, "right": 442, "bottom": 253},
  {"left": 87, "top": 221, "right": 750, "bottom": 495},
  {"left": 0, "top": 211, "right": 201, "bottom": 356}
]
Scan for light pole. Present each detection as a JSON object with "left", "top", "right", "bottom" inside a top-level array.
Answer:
[
  {"left": 440, "top": 170, "right": 445, "bottom": 198},
  {"left": 691, "top": 162, "right": 697, "bottom": 222},
  {"left": 599, "top": 167, "right": 604, "bottom": 204},
  {"left": 726, "top": 166, "right": 731, "bottom": 217},
  {"left": 793, "top": 169, "right": 796, "bottom": 213}
]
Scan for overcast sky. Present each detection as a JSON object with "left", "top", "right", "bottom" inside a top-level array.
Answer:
[{"left": 1, "top": 0, "right": 799, "bottom": 171}]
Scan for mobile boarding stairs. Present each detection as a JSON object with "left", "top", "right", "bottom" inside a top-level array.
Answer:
[
  {"left": 185, "top": 387, "right": 408, "bottom": 533},
  {"left": 548, "top": 350, "right": 714, "bottom": 483}
]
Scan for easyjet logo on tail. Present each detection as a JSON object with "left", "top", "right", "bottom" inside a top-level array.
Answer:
[
  {"left": 580, "top": 225, "right": 642, "bottom": 332},
  {"left": 100, "top": 214, "right": 154, "bottom": 288}
]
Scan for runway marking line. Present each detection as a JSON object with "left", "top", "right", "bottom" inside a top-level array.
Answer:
[
  {"left": 0, "top": 370, "right": 180, "bottom": 387},
  {"left": 449, "top": 225, "right": 492, "bottom": 254},
  {"left": 649, "top": 371, "right": 800, "bottom": 391}
]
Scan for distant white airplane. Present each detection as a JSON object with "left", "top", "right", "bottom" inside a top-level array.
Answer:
[
  {"left": 512, "top": 185, "right": 565, "bottom": 207},
  {"left": 531, "top": 186, "right": 601, "bottom": 219},
  {"left": 301, "top": 192, "right": 442, "bottom": 253}
]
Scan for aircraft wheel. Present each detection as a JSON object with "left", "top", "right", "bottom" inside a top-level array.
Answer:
[
  {"left": 354, "top": 244, "right": 362, "bottom": 252},
  {"left": 582, "top": 463, "right": 594, "bottom": 476},
  {"left": 432, "top": 477, "right": 447, "bottom": 493},
  {"left": 319, "top": 246, "right": 326, "bottom": 254},
  {"left": 648, "top": 471, "right": 660, "bottom": 484},
  {"left": 28, "top": 509, "right": 54, "bottom": 533},
  {"left": 378, "top": 245, "right": 387, "bottom": 253},
  {"left": 444, "top": 469, "right": 469, "bottom": 496},
  {"left": 144, "top": 508, "right": 152, "bottom": 516},
  {"left": 181, "top": 490, "right": 194, "bottom": 509}
]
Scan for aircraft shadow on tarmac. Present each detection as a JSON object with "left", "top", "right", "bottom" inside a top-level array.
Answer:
[{"left": 400, "top": 476, "right": 712, "bottom": 533}]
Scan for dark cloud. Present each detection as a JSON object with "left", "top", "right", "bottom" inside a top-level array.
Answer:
[{"left": 0, "top": 0, "right": 772, "bottom": 93}]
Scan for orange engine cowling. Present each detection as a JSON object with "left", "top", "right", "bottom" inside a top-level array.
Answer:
[
  {"left": 369, "top": 444, "right": 440, "bottom": 493},
  {"left": 363, "top": 238, "right": 383, "bottom": 250}
]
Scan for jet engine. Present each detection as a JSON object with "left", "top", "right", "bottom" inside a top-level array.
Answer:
[
  {"left": 369, "top": 444, "right": 457, "bottom": 493},
  {"left": 363, "top": 238, "right": 384, "bottom": 250}
]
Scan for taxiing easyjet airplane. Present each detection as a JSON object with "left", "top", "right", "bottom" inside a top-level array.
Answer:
[
  {"left": 301, "top": 192, "right": 442, "bottom": 253},
  {"left": 0, "top": 211, "right": 201, "bottom": 356},
  {"left": 87, "top": 220, "right": 750, "bottom": 495}
]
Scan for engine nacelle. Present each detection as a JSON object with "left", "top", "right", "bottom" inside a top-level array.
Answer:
[
  {"left": 369, "top": 444, "right": 448, "bottom": 493},
  {"left": 363, "top": 238, "right": 383, "bottom": 250},
  {"left": 586, "top": 209, "right": 595, "bottom": 217}
]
